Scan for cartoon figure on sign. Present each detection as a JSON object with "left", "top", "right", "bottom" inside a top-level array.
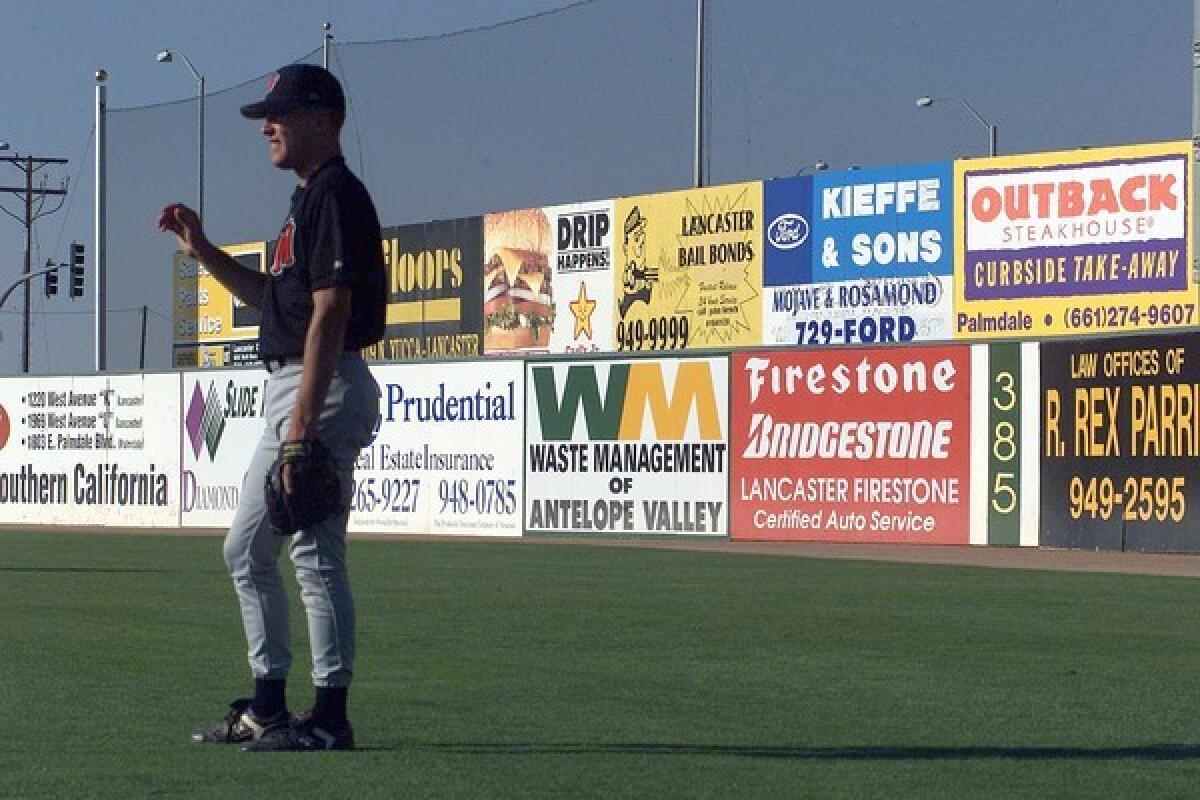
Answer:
[{"left": 619, "top": 206, "right": 658, "bottom": 318}]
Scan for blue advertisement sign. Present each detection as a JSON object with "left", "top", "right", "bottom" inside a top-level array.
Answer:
[
  {"left": 763, "top": 163, "right": 955, "bottom": 346},
  {"left": 764, "top": 174, "right": 814, "bottom": 287},
  {"left": 810, "top": 162, "right": 953, "bottom": 281}
]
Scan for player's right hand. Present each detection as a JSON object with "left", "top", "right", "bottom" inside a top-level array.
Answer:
[{"left": 157, "top": 203, "right": 209, "bottom": 259}]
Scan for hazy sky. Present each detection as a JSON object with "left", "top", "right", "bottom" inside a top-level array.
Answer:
[
  {"left": 1, "top": 0, "right": 578, "bottom": 373},
  {"left": 0, "top": 0, "right": 1190, "bottom": 374}
]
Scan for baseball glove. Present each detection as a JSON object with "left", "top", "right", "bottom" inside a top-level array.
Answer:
[{"left": 264, "top": 438, "right": 343, "bottom": 536}]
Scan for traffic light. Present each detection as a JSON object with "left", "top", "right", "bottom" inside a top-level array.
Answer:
[
  {"left": 44, "top": 265, "right": 58, "bottom": 297},
  {"left": 70, "top": 242, "right": 85, "bottom": 298}
]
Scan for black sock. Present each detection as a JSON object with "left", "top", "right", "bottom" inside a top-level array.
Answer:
[
  {"left": 312, "top": 686, "right": 349, "bottom": 726},
  {"left": 251, "top": 678, "right": 287, "bottom": 719}
]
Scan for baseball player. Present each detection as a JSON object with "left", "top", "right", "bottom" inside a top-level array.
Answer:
[{"left": 158, "top": 63, "right": 385, "bottom": 752}]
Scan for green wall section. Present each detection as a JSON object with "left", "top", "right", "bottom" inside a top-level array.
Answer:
[{"left": 986, "top": 343, "right": 1022, "bottom": 546}]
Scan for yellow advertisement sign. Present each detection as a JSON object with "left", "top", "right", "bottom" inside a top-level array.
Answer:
[
  {"left": 172, "top": 242, "right": 266, "bottom": 367},
  {"left": 954, "top": 141, "right": 1194, "bottom": 339},
  {"left": 613, "top": 182, "right": 763, "bottom": 351},
  {"left": 365, "top": 218, "right": 485, "bottom": 361}
]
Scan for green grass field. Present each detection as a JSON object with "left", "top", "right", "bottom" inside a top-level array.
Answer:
[{"left": 0, "top": 532, "right": 1197, "bottom": 799}]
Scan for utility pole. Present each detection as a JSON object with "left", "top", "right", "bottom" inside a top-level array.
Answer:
[
  {"left": 96, "top": 69, "right": 108, "bottom": 372},
  {"left": 0, "top": 154, "right": 68, "bottom": 373},
  {"left": 1193, "top": 0, "right": 1199, "bottom": 283},
  {"left": 139, "top": 304, "right": 148, "bottom": 370},
  {"left": 693, "top": 0, "right": 704, "bottom": 188}
]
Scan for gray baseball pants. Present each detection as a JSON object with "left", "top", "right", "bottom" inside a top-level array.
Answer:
[{"left": 223, "top": 352, "right": 378, "bottom": 688}]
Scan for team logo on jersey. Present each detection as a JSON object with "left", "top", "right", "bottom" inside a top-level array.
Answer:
[{"left": 270, "top": 218, "right": 296, "bottom": 275}]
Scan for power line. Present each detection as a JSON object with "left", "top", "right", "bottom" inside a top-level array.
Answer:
[
  {"left": 49, "top": 124, "right": 97, "bottom": 262},
  {"left": 0, "top": 305, "right": 169, "bottom": 319},
  {"left": 336, "top": 0, "right": 601, "bottom": 47},
  {"left": 110, "top": 0, "right": 604, "bottom": 112},
  {"left": 0, "top": 153, "right": 70, "bottom": 372}
]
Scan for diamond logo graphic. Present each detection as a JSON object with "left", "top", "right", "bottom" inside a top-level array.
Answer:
[
  {"left": 185, "top": 381, "right": 226, "bottom": 461},
  {"left": 185, "top": 383, "right": 205, "bottom": 458}
]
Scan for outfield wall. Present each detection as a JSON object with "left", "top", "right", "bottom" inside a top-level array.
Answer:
[
  {"left": 174, "top": 141, "right": 1195, "bottom": 366},
  {"left": 1, "top": 330, "right": 1198, "bottom": 551},
  {"left": 4, "top": 140, "right": 1195, "bottom": 548}
]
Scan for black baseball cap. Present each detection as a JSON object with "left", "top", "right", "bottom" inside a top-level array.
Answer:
[{"left": 240, "top": 64, "right": 345, "bottom": 119}]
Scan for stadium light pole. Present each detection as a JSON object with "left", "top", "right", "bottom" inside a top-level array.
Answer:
[
  {"left": 916, "top": 95, "right": 997, "bottom": 157},
  {"left": 156, "top": 50, "right": 206, "bottom": 223},
  {"left": 95, "top": 69, "right": 108, "bottom": 372}
]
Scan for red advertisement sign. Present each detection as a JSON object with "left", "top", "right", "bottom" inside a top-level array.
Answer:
[{"left": 731, "top": 346, "right": 971, "bottom": 543}]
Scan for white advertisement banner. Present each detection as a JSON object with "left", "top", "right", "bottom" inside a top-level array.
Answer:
[
  {"left": 180, "top": 368, "right": 268, "bottom": 528},
  {"left": 0, "top": 373, "right": 179, "bottom": 527},
  {"left": 963, "top": 158, "right": 1186, "bottom": 252},
  {"left": 349, "top": 361, "right": 524, "bottom": 536},
  {"left": 546, "top": 200, "right": 615, "bottom": 354},
  {"left": 764, "top": 275, "right": 953, "bottom": 347},
  {"left": 525, "top": 356, "right": 729, "bottom": 535}
]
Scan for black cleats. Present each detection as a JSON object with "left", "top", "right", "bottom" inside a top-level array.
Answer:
[
  {"left": 191, "top": 698, "right": 291, "bottom": 744},
  {"left": 241, "top": 713, "right": 355, "bottom": 752}
]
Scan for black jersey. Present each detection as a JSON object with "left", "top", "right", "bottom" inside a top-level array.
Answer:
[{"left": 258, "top": 156, "right": 386, "bottom": 360}]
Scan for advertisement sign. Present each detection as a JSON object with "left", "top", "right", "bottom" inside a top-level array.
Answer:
[
  {"left": 180, "top": 368, "right": 268, "bottom": 528},
  {"left": 367, "top": 217, "right": 484, "bottom": 361},
  {"left": 173, "top": 242, "right": 266, "bottom": 368},
  {"left": 1040, "top": 333, "right": 1200, "bottom": 552},
  {"left": 955, "top": 141, "right": 1194, "bottom": 338},
  {"left": 546, "top": 200, "right": 615, "bottom": 354},
  {"left": 0, "top": 373, "right": 179, "bottom": 527},
  {"left": 763, "top": 163, "right": 954, "bottom": 346},
  {"left": 349, "top": 361, "right": 523, "bottom": 536},
  {"left": 613, "top": 183, "right": 763, "bottom": 351},
  {"left": 730, "top": 346, "right": 970, "bottom": 543},
  {"left": 525, "top": 356, "right": 728, "bottom": 535},
  {"left": 967, "top": 342, "right": 1041, "bottom": 546},
  {"left": 483, "top": 210, "right": 554, "bottom": 354}
]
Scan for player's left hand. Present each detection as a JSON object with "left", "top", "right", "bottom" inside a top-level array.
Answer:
[{"left": 264, "top": 439, "right": 343, "bottom": 536}]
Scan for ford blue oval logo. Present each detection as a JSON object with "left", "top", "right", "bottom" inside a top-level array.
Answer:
[{"left": 768, "top": 213, "right": 810, "bottom": 250}]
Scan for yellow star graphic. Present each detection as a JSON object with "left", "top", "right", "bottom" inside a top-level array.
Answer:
[{"left": 569, "top": 282, "right": 598, "bottom": 340}]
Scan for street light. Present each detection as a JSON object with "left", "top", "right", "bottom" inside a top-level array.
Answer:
[
  {"left": 156, "top": 49, "right": 205, "bottom": 222},
  {"left": 794, "top": 160, "right": 829, "bottom": 176},
  {"left": 916, "top": 95, "right": 997, "bottom": 157}
]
